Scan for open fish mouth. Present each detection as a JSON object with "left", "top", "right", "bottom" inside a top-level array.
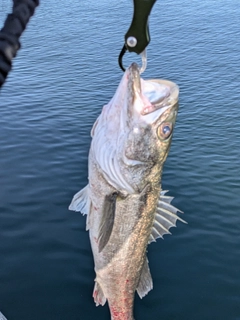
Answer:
[{"left": 128, "top": 63, "right": 179, "bottom": 118}]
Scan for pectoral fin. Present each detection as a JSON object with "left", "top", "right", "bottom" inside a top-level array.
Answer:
[
  {"left": 98, "top": 192, "right": 118, "bottom": 253},
  {"left": 149, "top": 190, "right": 187, "bottom": 243},
  {"left": 68, "top": 185, "right": 91, "bottom": 215},
  {"left": 136, "top": 257, "right": 153, "bottom": 298}
]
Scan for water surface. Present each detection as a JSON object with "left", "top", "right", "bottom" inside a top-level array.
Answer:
[{"left": 0, "top": 1, "right": 240, "bottom": 319}]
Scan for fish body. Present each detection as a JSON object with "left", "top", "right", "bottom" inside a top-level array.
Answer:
[{"left": 69, "top": 63, "right": 185, "bottom": 320}]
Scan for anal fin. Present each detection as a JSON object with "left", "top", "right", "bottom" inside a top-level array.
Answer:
[
  {"left": 136, "top": 257, "right": 153, "bottom": 299},
  {"left": 93, "top": 281, "right": 106, "bottom": 306}
]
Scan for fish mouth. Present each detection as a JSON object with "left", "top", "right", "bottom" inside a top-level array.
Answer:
[{"left": 128, "top": 63, "right": 179, "bottom": 119}]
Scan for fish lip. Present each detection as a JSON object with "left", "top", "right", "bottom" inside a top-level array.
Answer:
[
  {"left": 141, "top": 98, "right": 172, "bottom": 117},
  {"left": 128, "top": 62, "right": 141, "bottom": 94}
]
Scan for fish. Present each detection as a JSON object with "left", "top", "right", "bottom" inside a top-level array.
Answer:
[{"left": 69, "top": 62, "right": 186, "bottom": 320}]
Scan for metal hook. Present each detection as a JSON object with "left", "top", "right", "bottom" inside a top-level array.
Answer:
[
  {"left": 118, "top": 48, "right": 147, "bottom": 74},
  {"left": 118, "top": 45, "right": 127, "bottom": 72}
]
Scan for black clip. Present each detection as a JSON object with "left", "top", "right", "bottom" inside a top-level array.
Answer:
[{"left": 118, "top": 0, "right": 157, "bottom": 71}]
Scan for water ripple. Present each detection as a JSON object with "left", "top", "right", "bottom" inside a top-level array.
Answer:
[{"left": 1, "top": 0, "right": 240, "bottom": 319}]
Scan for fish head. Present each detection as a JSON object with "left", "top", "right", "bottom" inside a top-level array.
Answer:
[
  {"left": 124, "top": 63, "right": 179, "bottom": 168},
  {"left": 91, "top": 63, "right": 179, "bottom": 193}
]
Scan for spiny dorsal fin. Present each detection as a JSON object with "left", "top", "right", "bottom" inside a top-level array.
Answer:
[
  {"left": 98, "top": 192, "right": 118, "bottom": 253},
  {"left": 149, "top": 191, "right": 186, "bottom": 243},
  {"left": 68, "top": 185, "right": 91, "bottom": 215},
  {"left": 136, "top": 257, "right": 153, "bottom": 298}
]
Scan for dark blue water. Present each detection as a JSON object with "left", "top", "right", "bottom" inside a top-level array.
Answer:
[{"left": 1, "top": 1, "right": 240, "bottom": 319}]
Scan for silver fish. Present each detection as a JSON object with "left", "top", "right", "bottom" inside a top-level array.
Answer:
[{"left": 69, "top": 63, "right": 186, "bottom": 320}]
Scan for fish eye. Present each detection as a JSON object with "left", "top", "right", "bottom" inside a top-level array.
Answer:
[{"left": 157, "top": 122, "right": 173, "bottom": 140}]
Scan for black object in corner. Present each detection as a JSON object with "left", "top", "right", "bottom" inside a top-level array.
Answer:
[{"left": 0, "top": 0, "right": 39, "bottom": 89}]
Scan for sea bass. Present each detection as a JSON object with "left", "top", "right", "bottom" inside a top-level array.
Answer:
[{"left": 69, "top": 63, "right": 185, "bottom": 320}]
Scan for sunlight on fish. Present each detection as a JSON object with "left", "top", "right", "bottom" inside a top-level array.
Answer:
[{"left": 69, "top": 63, "right": 186, "bottom": 320}]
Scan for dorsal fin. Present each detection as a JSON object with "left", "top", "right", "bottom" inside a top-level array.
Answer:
[{"left": 149, "top": 191, "right": 186, "bottom": 243}]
